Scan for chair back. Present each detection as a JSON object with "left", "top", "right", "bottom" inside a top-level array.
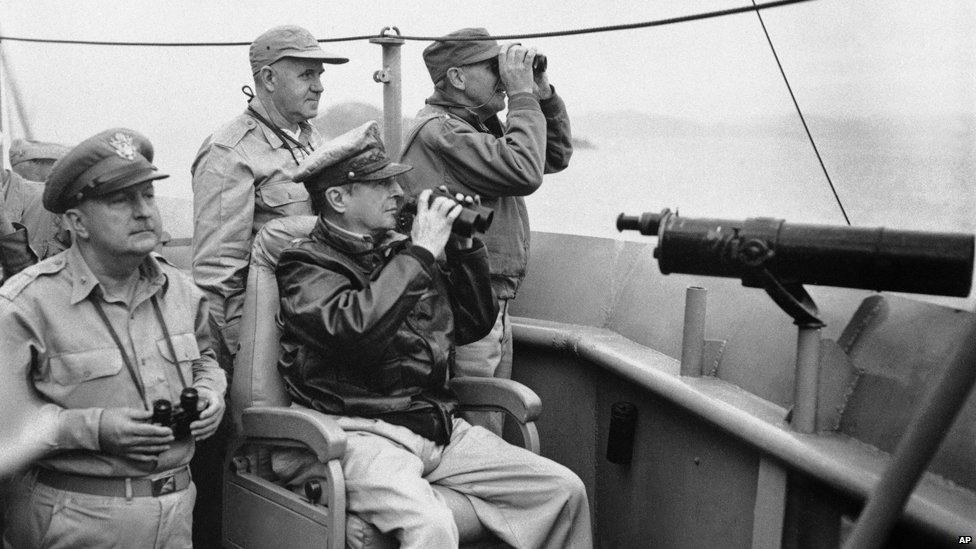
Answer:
[{"left": 229, "top": 215, "right": 318, "bottom": 433}]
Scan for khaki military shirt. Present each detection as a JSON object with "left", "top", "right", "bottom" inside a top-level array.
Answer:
[
  {"left": 0, "top": 245, "right": 226, "bottom": 477},
  {"left": 190, "top": 97, "right": 318, "bottom": 354}
]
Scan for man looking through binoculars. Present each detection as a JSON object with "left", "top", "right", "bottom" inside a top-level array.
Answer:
[{"left": 399, "top": 28, "right": 573, "bottom": 434}]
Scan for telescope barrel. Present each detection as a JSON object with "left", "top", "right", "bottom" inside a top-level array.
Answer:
[
  {"left": 618, "top": 210, "right": 974, "bottom": 298},
  {"left": 615, "top": 212, "right": 666, "bottom": 235}
]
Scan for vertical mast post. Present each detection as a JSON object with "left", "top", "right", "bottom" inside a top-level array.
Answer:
[{"left": 370, "top": 27, "right": 405, "bottom": 158}]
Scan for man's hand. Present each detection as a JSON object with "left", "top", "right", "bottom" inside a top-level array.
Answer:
[
  {"left": 190, "top": 386, "right": 225, "bottom": 441},
  {"left": 98, "top": 407, "right": 174, "bottom": 462},
  {"left": 411, "top": 188, "right": 462, "bottom": 258},
  {"left": 497, "top": 43, "right": 535, "bottom": 96}
]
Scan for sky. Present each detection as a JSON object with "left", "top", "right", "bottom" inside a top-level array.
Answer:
[{"left": 0, "top": 0, "right": 972, "bottom": 214}]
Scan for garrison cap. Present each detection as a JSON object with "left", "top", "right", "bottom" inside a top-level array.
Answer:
[
  {"left": 43, "top": 128, "right": 169, "bottom": 214},
  {"left": 249, "top": 25, "right": 348, "bottom": 75},
  {"left": 291, "top": 121, "right": 411, "bottom": 191},
  {"left": 423, "top": 27, "right": 501, "bottom": 83},
  {"left": 9, "top": 139, "right": 70, "bottom": 167}
]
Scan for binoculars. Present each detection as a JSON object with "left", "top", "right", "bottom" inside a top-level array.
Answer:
[
  {"left": 617, "top": 209, "right": 974, "bottom": 297},
  {"left": 152, "top": 387, "right": 200, "bottom": 440},
  {"left": 399, "top": 188, "right": 494, "bottom": 238},
  {"left": 532, "top": 54, "right": 547, "bottom": 75},
  {"left": 489, "top": 54, "right": 547, "bottom": 76}
]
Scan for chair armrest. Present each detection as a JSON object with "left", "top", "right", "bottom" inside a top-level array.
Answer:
[
  {"left": 449, "top": 377, "right": 542, "bottom": 424},
  {"left": 241, "top": 406, "right": 347, "bottom": 463}
]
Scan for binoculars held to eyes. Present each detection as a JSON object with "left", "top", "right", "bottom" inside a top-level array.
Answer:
[
  {"left": 617, "top": 209, "right": 974, "bottom": 298},
  {"left": 152, "top": 387, "right": 200, "bottom": 440},
  {"left": 489, "top": 54, "right": 547, "bottom": 77},
  {"left": 399, "top": 188, "right": 494, "bottom": 238}
]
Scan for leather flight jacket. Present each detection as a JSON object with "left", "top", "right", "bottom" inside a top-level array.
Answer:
[{"left": 276, "top": 218, "right": 497, "bottom": 444}]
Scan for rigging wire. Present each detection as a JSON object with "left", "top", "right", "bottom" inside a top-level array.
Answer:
[
  {"left": 0, "top": 0, "right": 814, "bottom": 47},
  {"left": 750, "top": 0, "right": 851, "bottom": 225}
]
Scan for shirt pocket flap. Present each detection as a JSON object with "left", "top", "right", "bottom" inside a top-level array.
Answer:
[
  {"left": 49, "top": 348, "right": 124, "bottom": 385},
  {"left": 258, "top": 181, "right": 309, "bottom": 208},
  {"left": 156, "top": 333, "right": 202, "bottom": 364}
]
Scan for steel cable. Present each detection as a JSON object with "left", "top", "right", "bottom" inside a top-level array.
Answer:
[
  {"left": 0, "top": 0, "right": 814, "bottom": 47},
  {"left": 751, "top": 0, "right": 850, "bottom": 225}
]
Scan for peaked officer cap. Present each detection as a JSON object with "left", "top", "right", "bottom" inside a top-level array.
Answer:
[
  {"left": 291, "top": 121, "right": 412, "bottom": 191},
  {"left": 43, "top": 128, "right": 169, "bottom": 214}
]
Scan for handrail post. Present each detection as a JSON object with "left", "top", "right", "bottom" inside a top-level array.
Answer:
[
  {"left": 370, "top": 27, "right": 405, "bottom": 157},
  {"left": 680, "top": 286, "right": 707, "bottom": 377},
  {"left": 791, "top": 323, "right": 821, "bottom": 433}
]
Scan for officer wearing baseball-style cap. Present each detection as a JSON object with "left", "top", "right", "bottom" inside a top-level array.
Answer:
[
  {"left": 399, "top": 26, "right": 574, "bottom": 436},
  {"left": 189, "top": 23, "right": 351, "bottom": 546},
  {"left": 43, "top": 128, "right": 169, "bottom": 214},
  {"left": 0, "top": 127, "right": 226, "bottom": 548}
]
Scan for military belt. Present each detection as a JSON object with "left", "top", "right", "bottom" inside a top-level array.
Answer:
[{"left": 36, "top": 465, "right": 191, "bottom": 498}]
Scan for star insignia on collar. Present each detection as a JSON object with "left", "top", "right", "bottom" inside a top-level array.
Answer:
[{"left": 109, "top": 132, "right": 136, "bottom": 160}]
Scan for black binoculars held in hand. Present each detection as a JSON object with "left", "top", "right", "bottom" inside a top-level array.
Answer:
[
  {"left": 399, "top": 187, "right": 494, "bottom": 238},
  {"left": 152, "top": 387, "right": 200, "bottom": 439},
  {"left": 617, "top": 209, "right": 974, "bottom": 297},
  {"left": 489, "top": 54, "right": 547, "bottom": 77}
]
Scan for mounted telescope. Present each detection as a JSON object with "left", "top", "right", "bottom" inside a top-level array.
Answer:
[{"left": 616, "top": 209, "right": 974, "bottom": 325}]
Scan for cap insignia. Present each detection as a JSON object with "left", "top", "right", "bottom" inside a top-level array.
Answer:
[{"left": 109, "top": 132, "right": 136, "bottom": 161}]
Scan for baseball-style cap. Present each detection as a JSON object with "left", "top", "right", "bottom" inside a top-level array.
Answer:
[
  {"left": 9, "top": 139, "right": 70, "bottom": 167},
  {"left": 43, "top": 128, "right": 169, "bottom": 214},
  {"left": 292, "top": 121, "right": 411, "bottom": 191},
  {"left": 423, "top": 28, "right": 501, "bottom": 84},
  {"left": 249, "top": 25, "right": 349, "bottom": 74}
]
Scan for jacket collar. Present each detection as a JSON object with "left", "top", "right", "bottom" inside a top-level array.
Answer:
[
  {"left": 66, "top": 244, "right": 167, "bottom": 306},
  {"left": 422, "top": 95, "right": 504, "bottom": 137},
  {"left": 312, "top": 217, "right": 407, "bottom": 258}
]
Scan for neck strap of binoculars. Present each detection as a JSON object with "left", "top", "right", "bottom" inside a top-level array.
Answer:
[
  {"left": 89, "top": 294, "right": 190, "bottom": 410},
  {"left": 150, "top": 295, "right": 190, "bottom": 389},
  {"left": 90, "top": 297, "right": 149, "bottom": 409}
]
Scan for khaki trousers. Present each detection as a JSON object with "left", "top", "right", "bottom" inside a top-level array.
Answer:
[
  {"left": 3, "top": 470, "right": 195, "bottom": 549},
  {"left": 453, "top": 299, "right": 513, "bottom": 434},
  {"left": 274, "top": 417, "right": 592, "bottom": 549}
]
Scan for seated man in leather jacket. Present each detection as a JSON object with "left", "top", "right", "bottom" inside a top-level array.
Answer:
[{"left": 272, "top": 121, "right": 591, "bottom": 549}]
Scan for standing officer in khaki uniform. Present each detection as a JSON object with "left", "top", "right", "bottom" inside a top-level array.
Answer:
[
  {"left": 0, "top": 128, "right": 226, "bottom": 548},
  {"left": 191, "top": 25, "right": 348, "bottom": 362},
  {"left": 1, "top": 138, "right": 72, "bottom": 268}
]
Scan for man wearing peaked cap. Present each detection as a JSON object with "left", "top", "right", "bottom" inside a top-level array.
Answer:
[
  {"left": 0, "top": 128, "right": 226, "bottom": 548},
  {"left": 190, "top": 24, "right": 347, "bottom": 546},
  {"left": 400, "top": 28, "right": 574, "bottom": 435},
  {"left": 271, "top": 122, "right": 591, "bottom": 548}
]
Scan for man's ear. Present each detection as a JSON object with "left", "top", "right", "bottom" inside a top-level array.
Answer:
[
  {"left": 324, "top": 187, "right": 348, "bottom": 213},
  {"left": 256, "top": 66, "right": 276, "bottom": 93},
  {"left": 63, "top": 208, "right": 89, "bottom": 240},
  {"left": 444, "top": 67, "right": 465, "bottom": 91}
]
